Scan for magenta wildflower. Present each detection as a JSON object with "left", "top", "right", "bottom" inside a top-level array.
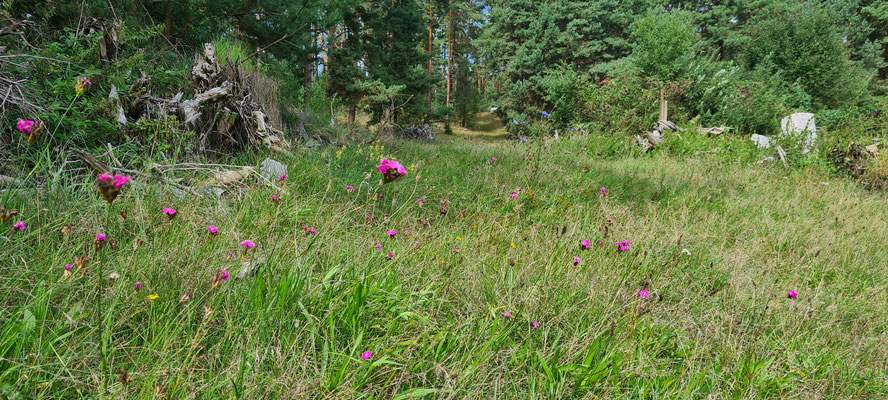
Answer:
[
  {"left": 492, "top": 157, "right": 497, "bottom": 162},
  {"left": 615, "top": 241, "right": 631, "bottom": 252},
  {"left": 94, "top": 234, "right": 107, "bottom": 252},
  {"left": 386, "top": 252, "right": 394, "bottom": 260},
  {"left": 787, "top": 290, "right": 798, "bottom": 299},
  {"left": 278, "top": 174, "right": 288, "bottom": 185},
  {"left": 638, "top": 290, "right": 650, "bottom": 299},
  {"left": 240, "top": 240, "right": 255, "bottom": 249},
  {"left": 503, "top": 311, "right": 512, "bottom": 318},
  {"left": 580, "top": 240, "right": 591, "bottom": 250},
  {"left": 162, "top": 207, "right": 177, "bottom": 220},
  {"left": 346, "top": 185, "right": 355, "bottom": 192},
  {"left": 361, "top": 351, "right": 372, "bottom": 360},
  {"left": 377, "top": 158, "right": 407, "bottom": 184},
  {"left": 572, "top": 256, "right": 581, "bottom": 266},
  {"left": 606, "top": 218, "right": 614, "bottom": 224},
  {"left": 509, "top": 191, "right": 518, "bottom": 199},
  {"left": 271, "top": 195, "right": 281, "bottom": 206},
  {"left": 599, "top": 187, "right": 609, "bottom": 197},
  {"left": 207, "top": 225, "right": 218, "bottom": 236},
  {"left": 386, "top": 230, "right": 397, "bottom": 238},
  {"left": 417, "top": 198, "right": 424, "bottom": 206},
  {"left": 17, "top": 119, "right": 35, "bottom": 135},
  {"left": 65, "top": 264, "right": 73, "bottom": 272},
  {"left": 13, "top": 220, "right": 25, "bottom": 232},
  {"left": 531, "top": 321, "right": 540, "bottom": 328},
  {"left": 134, "top": 282, "right": 142, "bottom": 291}
]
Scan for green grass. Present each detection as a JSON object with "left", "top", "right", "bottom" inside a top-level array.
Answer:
[
  {"left": 450, "top": 112, "right": 509, "bottom": 139},
  {"left": 1, "top": 134, "right": 887, "bottom": 399}
]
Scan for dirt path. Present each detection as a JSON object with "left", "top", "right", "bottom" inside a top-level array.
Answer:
[{"left": 451, "top": 112, "right": 508, "bottom": 139}]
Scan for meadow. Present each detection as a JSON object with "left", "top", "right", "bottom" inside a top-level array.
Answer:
[{"left": 1, "top": 133, "right": 887, "bottom": 399}]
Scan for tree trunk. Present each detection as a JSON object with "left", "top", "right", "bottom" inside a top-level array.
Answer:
[
  {"left": 348, "top": 106, "right": 356, "bottom": 124},
  {"left": 164, "top": 10, "right": 171, "bottom": 39},
  {"left": 446, "top": 1, "right": 453, "bottom": 108},
  {"left": 427, "top": 5, "right": 434, "bottom": 111},
  {"left": 882, "top": 25, "right": 888, "bottom": 79},
  {"left": 304, "top": 56, "right": 312, "bottom": 106}
]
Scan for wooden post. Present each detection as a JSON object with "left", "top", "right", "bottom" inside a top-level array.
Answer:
[{"left": 658, "top": 87, "right": 668, "bottom": 122}]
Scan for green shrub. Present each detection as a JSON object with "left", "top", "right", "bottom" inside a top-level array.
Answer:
[{"left": 742, "top": 1, "right": 873, "bottom": 109}]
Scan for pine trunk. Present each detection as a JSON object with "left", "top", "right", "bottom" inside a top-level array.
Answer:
[
  {"left": 428, "top": 5, "right": 434, "bottom": 111},
  {"left": 446, "top": 2, "right": 453, "bottom": 108}
]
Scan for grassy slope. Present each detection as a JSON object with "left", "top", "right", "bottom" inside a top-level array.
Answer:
[{"left": 1, "top": 134, "right": 887, "bottom": 399}]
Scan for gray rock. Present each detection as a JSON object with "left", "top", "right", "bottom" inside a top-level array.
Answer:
[
  {"left": 259, "top": 158, "right": 287, "bottom": 181},
  {"left": 751, "top": 134, "right": 772, "bottom": 148},
  {"left": 780, "top": 113, "right": 817, "bottom": 154}
]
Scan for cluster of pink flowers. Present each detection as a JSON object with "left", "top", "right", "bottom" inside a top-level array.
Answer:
[
  {"left": 346, "top": 185, "right": 355, "bottom": 193},
  {"left": 377, "top": 158, "right": 407, "bottom": 184},
  {"left": 13, "top": 220, "right": 25, "bottom": 232},
  {"left": 74, "top": 77, "right": 92, "bottom": 95},
  {"left": 572, "top": 256, "right": 581, "bottom": 266},
  {"left": 213, "top": 269, "right": 230, "bottom": 288},
  {"left": 207, "top": 225, "right": 219, "bottom": 236},
  {"left": 162, "top": 207, "right": 177, "bottom": 220},
  {"left": 278, "top": 174, "right": 288, "bottom": 185},
  {"left": 302, "top": 226, "right": 318, "bottom": 235},
  {"left": 17, "top": 119, "right": 45, "bottom": 143},
  {"left": 615, "top": 241, "right": 630, "bottom": 252},
  {"left": 600, "top": 187, "right": 609, "bottom": 197},
  {"left": 96, "top": 174, "right": 132, "bottom": 205},
  {"left": 638, "top": 289, "right": 650, "bottom": 299},
  {"left": 509, "top": 191, "right": 518, "bottom": 199},
  {"left": 580, "top": 240, "right": 591, "bottom": 250},
  {"left": 787, "top": 290, "right": 798, "bottom": 299},
  {"left": 386, "top": 230, "right": 397, "bottom": 238}
]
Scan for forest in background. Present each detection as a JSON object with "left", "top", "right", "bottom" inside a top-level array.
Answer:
[{"left": 1, "top": 0, "right": 888, "bottom": 179}]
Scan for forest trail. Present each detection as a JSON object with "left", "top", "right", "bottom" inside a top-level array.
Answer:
[{"left": 450, "top": 111, "right": 508, "bottom": 139}]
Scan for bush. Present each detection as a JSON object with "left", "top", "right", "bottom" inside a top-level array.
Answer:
[
  {"left": 742, "top": 1, "right": 873, "bottom": 109},
  {"left": 581, "top": 74, "right": 658, "bottom": 136}
]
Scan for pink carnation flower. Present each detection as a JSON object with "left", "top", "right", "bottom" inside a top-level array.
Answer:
[
  {"left": 13, "top": 220, "right": 25, "bottom": 231},
  {"left": 787, "top": 290, "right": 798, "bottom": 299},
  {"left": 509, "top": 191, "right": 518, "bottom": 199},
  {"left": 377, "top": 159, "right": 407, "bottom": 183},
  {"left": 17, "top": 120, "right": 35, "bottom": 135},
  {"left": 386, "top": 230, "right": 397, "bottom": 237},
  {"left": 361, "top": 351, "right": 372, "bottom": 360},
  {"left": 638, "top": 290, "right": 650, "bottom": 299},
  {"left": 580, "top": 240, "right": 591, "bottom": 250}
]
